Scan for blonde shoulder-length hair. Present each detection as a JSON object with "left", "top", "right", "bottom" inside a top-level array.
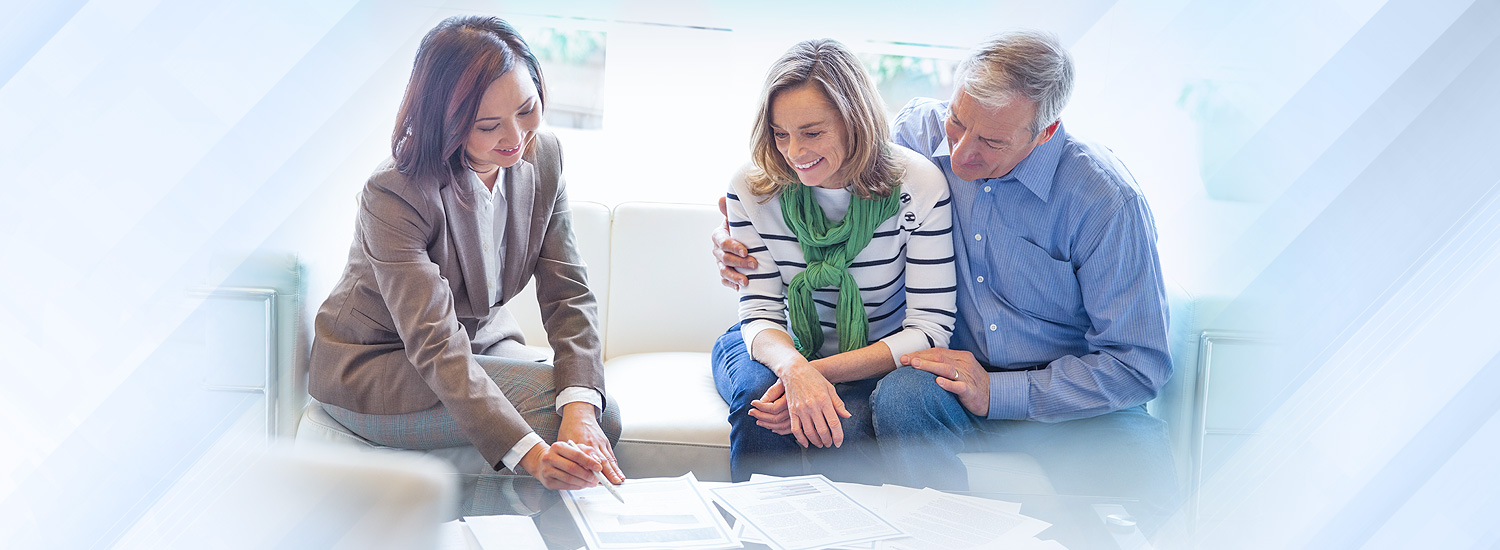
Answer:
[{"left": 747, "top": 39, "right": 902, "bottom": 200}]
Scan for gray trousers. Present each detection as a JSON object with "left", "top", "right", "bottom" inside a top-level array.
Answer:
[{"left": 323, "top": 354, "right": 623, "bottom": 473}]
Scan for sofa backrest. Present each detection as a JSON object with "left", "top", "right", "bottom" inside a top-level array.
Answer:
[{"left": 603, "top": 202, "right": 740, "bottom": 360}]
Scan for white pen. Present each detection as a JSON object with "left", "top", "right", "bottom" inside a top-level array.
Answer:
[{"left": 565, "top": 440, "right": 625, "bottom": 503}]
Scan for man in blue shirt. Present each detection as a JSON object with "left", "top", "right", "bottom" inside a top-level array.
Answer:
[{"left": 715, "top": 31, "right": 1177, "bottom": 521}]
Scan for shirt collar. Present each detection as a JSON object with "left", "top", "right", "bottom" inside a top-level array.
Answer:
[
  {"left": 934, "top": 120, "right": 1067, "bottom": 203},
  {"left": 1003, "top": 122, "right": 1065, "bottom": 202}
]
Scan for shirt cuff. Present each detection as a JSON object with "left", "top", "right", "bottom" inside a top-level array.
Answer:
[
  {"left": 880, "top": 329, "right": 931, "bottom": 366},
  {"left": 741, "top": 320, "right": 787, "bottom": 353},
  {"left": 987, "top": 370, "right": 1030, "bottom": 420},
  {"left": 556, "top": 386, "right": 605, "bottom": 419},
  {"left": 500, "top": 432, "right": 546, "bottom": 473}
]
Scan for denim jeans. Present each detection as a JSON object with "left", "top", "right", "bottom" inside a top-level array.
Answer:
[
  {"left": 711, "top": 324, "right": 882, "bottom": 484},
  {"left": 871, "top": 366, "right": 1180, "bottom": 531}
]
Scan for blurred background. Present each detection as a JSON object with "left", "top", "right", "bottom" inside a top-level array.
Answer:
[{"left": 2, "top": 0, "right": 1498, "bottom": 547}]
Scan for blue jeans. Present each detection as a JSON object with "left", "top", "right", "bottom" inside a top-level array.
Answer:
[
  {"left": 871, "top": 366, "right": 1180, "bottom": 530},
  {"left": 712, "top": 324, "right": 882, "bottom": 484}
]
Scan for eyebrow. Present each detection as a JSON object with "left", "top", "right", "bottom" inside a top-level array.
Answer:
[
  {"left": 771, "top": 121, "right": 827, "bottom": 130},
  {"left": 475, "top": 97, "right": 536, "bottom": 123},
  {"left": 950, "top": 112, "right": 1006, "bottom": 147}
]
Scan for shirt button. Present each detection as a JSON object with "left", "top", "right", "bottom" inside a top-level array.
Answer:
[
  {"left": 976, "top": 275, "right": 984, "bottom": 283},
  {"left": 974, "top": 234, "right": 983, "bottom": 241},
  {"left": 989, "top": 324, "right": 998, "bottom": 331},
  {"left": 983, "top": 186, "right": 992, "bottom": 192}
]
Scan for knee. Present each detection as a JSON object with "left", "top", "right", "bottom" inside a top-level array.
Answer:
[{"left": 872, "top": 367, "right": 966, "bottom": 432}]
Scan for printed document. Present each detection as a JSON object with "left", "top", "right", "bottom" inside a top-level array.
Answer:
[
  {"left": 710, "top": 475, "right": 906, "bottom": 550},
  {"left": 562, "top": 472, "right": 741, "bottom": 550}
]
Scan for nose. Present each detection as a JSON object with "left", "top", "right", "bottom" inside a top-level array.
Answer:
[
  {"left": 950, "top": 133, "right": 977, "bottom": 163},
  {"left": 499, "top": 119, "right": 522, "bottom": 145},
  {"left": 786, "top": 135, "right": 808, "bottom": 159}
]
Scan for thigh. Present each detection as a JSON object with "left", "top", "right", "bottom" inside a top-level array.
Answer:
[
  {"left": 834, "top": 379, "right": 878, "bottom": 439},
  {"left": 322, "top": 401, "right": 471, "bottom": 450},
  {"left": 712, "top": 324, "right": 781, "bottom": 410}
]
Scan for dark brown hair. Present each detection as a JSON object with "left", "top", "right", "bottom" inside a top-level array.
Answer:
[
  {"left": 747, "top": 39, "right": 901, "bottom": 200},
  {"left": 391, "top": 15, "right": 546, "bottom": 187}
]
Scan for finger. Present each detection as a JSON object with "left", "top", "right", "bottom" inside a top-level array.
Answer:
[
  {"left": 718, "top": 196, "right": 729, "bottom": 221},
  {"left": 823, "top": 407, "right": 844, "bottom": 447},
  {"left": 761, "top": 380, "right": 786, "bottom": 402},
  {"left": 555, "top": 442, "right": 603, "bottom": 472},
  {"left": 718, "top": 264, "right": 745, "bottom": 290},
  {"left": 604, "top": 457, "right": 626, "bottom": 484},
  {"left": 756, "top": 418, "right": 792, "bottom": 432},
  {"left": 934, "top": 376, "right": 967, "bottom": 396},
  {"left": 788, "top": 413, "right": 808, "bottom": 448},
  {"left": 807, "top": 412, "right": 834, "bottom": 448},
  {"left": 836, "top": 398, "right": 851, "bottom": 419},
  {"left": 543, "top": 456, "right": 595, "bottom": 489},
  {"left": 751, "top": 397, "right": 788, "bottom": 414}
]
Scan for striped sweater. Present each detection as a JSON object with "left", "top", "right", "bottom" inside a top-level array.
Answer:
[{"left": 728, "top": 144, "right": 957, "bottom": 366}]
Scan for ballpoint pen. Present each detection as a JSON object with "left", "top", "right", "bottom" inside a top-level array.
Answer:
[{"left": 565, "top": 440, "right": 625, "bottom": 504}]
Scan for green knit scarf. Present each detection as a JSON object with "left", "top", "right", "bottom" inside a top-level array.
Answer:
[{"left": 779, "top": 183, "right": 902, "bottom": 360}]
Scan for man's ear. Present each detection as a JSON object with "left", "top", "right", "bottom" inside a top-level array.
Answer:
[{"left": 1034, "top": 120, "right": 1061, "bottom": 146}]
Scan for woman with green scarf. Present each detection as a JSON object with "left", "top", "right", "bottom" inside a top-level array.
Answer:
[{"left": 711, "top": 39, "right": 957, "bottom": 483}]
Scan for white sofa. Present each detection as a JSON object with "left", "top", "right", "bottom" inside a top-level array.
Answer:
[{"left": 289, "top": 200, "right": 1215, "bottom": 498}]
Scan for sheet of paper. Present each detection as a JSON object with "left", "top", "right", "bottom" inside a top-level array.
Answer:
[
  {"left": 710, "top": 475, "right": 906, "bottom": 550},
  {"left": 465, "top": 515, "right": 548, "bottom": 550},
  {"left": 876, "top": 489, "right": 1051, "bottom": 550},
  {"left": 561, "top": 472, "right": 741, "bottom": 550},
  {"left": 436, "top": 520, "right": 481, "bottom": 550}
]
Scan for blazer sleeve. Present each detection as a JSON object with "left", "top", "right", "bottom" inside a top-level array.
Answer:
[
  {"left": 359, "top": 174, "right": 534, "bottom": 469},
  {"left": 529, "top": 134, "right": 607, "bottom": 404}
]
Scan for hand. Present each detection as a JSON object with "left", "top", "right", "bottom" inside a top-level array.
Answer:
[
  {"left": 714, "top": 196, "right": 756, "bottom": 290},
  {"left": 518, "top": 440, "right": 606, "bottom": 491},
  {"left": 778, "top": 363, "right": 851, "bottom": 448},
  {"left": 903, "top": 348, "right": 990, "bottom": 417},
  {"left": 557, "top": 402, "right": 626, "bottom": 484},
  {"left": 748, "top": 379, "right": 792, "bottom": 435}
]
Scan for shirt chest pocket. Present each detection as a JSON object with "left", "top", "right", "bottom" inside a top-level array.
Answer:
[{"left": 997, "top": 236, "right": 1085, "bottom": 325}]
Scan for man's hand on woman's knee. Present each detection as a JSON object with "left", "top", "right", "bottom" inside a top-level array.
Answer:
[{"left": 903, "top": 348, "right": 991, "bottom": 417}]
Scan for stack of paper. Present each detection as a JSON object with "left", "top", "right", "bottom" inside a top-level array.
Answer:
[
  {"left": 548, "top": 472, "right": 1072, "bottom": 550},
  {"left": 437, "top": 515, "right": 547, "bottom": 550},
  {"left": 562, "top": 472, "right": 741, "bottom": 550},
  {"left": 710, "top": 475, "right": 908, "bottom": 550},
  {"left": 722, "top": 475, "right": 1066, "bottom": 550}
]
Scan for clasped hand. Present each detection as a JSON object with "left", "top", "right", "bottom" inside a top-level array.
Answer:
[{"left": 748, "top": 362, "right": 850, "bottom": 448}]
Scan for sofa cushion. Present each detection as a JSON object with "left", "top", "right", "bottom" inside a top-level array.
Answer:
[{"left": 605, "top": 352, "right": 731, "bottom": 481}]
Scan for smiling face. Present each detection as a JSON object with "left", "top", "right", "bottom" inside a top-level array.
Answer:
[
  {"left": 944, "top": 88, "right": 1057, "bottom": 181},
  {"left": 769, "top": 84, "right": 849, "bottom": 189},
  {"left": 464, "top": 68, "right": 542, "bottom": 172}
]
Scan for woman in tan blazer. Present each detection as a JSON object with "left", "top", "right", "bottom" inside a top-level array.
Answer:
[{"left": 308, "top": 15, "right": 622, "bottom": 491}]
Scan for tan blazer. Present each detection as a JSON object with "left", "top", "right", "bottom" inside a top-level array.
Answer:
[{"left": 308, "top": 130, "right": 603, "bottom": 467}]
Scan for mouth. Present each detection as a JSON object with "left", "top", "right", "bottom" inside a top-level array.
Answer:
[
  {"left": 495, "top": 144, "right": 522, "bottom": 156},
  {"left": 791, "top": 157, "right": 823, "bottom": 171}
]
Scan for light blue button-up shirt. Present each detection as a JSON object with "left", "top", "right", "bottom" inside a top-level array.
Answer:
[{"left": 891, "top": 98, "right": 1171, "bottom": 422}]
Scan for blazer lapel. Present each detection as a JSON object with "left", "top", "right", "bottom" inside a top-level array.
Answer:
[
  {"left": 440, "top": 172, "right": 492, "bottom": 315},
  {"left": 500, "top": 160, "right": 537, "bottom": 300}
]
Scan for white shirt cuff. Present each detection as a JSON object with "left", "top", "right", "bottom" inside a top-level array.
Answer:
[
  {"left": 500, "top": 432, "right": 546, "bottom": 473},
  {"left": 556, "top": 386, "right": 604, "bottom": 418}
]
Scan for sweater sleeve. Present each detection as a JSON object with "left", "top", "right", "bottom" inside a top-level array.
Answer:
[
  {"left": 726, "top": 175, "right": 793, "bottom": 351},
  {"left": 877, "top": 178, "right": 957, "bottom": 364}
]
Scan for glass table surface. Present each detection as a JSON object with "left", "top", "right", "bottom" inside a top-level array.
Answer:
[{"left": 453, "top": 473, "right": 1157, "bottom": 550}]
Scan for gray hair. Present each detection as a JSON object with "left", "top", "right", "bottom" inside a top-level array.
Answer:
[{"left": 954, "top": 30, "right": 1074, "bottom": 136}]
